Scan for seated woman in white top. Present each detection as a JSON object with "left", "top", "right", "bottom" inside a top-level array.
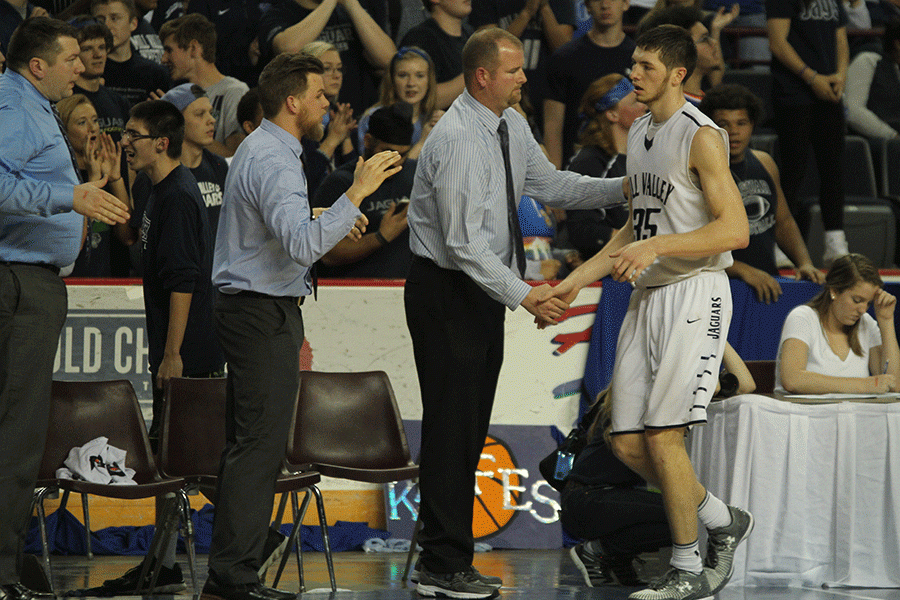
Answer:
[{"left": 776, "top": 253, "right": 900, "bottom": 394}]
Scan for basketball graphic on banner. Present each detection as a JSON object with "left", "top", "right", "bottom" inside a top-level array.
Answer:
[{"left": 473, "top": 435, "right": 519, "bottom": 540}]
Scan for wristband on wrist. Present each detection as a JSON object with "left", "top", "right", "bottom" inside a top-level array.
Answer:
[
  {"left": 374, "top": 231, "right": 389, "bottom": 246},
  {"left": 799, "top": 65, "right": 809, "bottom": 80}
]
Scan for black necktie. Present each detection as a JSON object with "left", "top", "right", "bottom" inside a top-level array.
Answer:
[
  {"left": 299, "top": 149, "right": 318, "bottom": 301},
  {"left": 51, "top": 104, "right": 83, "bottom": 184},
  {"left": 497, "top": 119, "right": 526, "bottom": 276}
]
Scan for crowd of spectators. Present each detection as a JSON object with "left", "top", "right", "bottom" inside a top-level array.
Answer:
[{"left": 1, "top": 0, "right": 899, "bottom": 281}]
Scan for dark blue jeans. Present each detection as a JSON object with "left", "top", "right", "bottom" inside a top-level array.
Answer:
[{"left": 560, "top": 483, "right": 671, "bottom": 556}]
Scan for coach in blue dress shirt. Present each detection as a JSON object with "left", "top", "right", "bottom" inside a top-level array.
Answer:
[
  {"left": 404, "top": 27, "right": 629, "bottom": 599},
  {"left": 0, "top": 17, "right": 129, "bottom": 600},
  {"left": 205, "top": 52, "right": 401, "bottom": 600}
]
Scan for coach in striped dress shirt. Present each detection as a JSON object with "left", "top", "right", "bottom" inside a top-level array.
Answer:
[{"left": 405, "top": 27, "right": 628, "bottom": 599}]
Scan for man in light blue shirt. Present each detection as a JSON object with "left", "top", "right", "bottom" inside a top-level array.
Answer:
[
  {"left": 204, "top": 51, "right": 401, "bottom": 600},
  {"left": 0, "top": 17, "right": 129, "bottom": 600},
  {"left": 405, "top": 27, "right": 628, "bottom": 599}
]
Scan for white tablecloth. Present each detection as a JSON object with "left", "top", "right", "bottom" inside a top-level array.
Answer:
[{"left": 690, "top": 394, "right": 900, "bottom": 588}]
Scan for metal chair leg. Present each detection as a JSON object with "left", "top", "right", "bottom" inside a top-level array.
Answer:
[
  {"left": 402, "top": 512, "right": 422, "bottom": 582},
  {"left": 142, "top": 494, "right": 179, "bottom": 594},
  {"left": 33, "top": 488, "right": 56, "bottom": 595},
  {"left": 272, "top": 489, "right": 311, "bottom": 590},
  {"left": 310, "top": 485, "right": 336, "bottom": 593},
  {"left": 79, "top": 493, "right": 93, "bottom": 560},
  {"left": 178, "top": 490, "right": 199, "bottom": 596}
]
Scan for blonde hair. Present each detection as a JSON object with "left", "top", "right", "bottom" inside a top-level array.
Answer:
[
  {"left": 56, "top": 94, "right": 94, "bottom": 131},
  {"left": 586, "top": 388, "right": 614, "bottom": 446},
  {"left": 302, "top": 40, "right": 338, "bottom": 58},
  {"left": 577, "top": 73, "right": 627, "bottom": 156},
  {"left": 377, "top": 46, "right": 437, "bottom": 123}
]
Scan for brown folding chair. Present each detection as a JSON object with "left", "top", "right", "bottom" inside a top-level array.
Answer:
[
  {"left": 32, "top": 380, "right": 193, "bottom": 594},
  {"left": 285, "top": 371, "right": 420, "bottom": 586},
  {"left": 160, "top": 377, "right": 333, "bottom": 592},
  {"left": 745, "top": 360, "right": 776, "bottom": 394}
]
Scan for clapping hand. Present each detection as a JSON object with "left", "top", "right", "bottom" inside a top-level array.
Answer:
[
  {"left": 98, "top": 133, "right": 122, "bottom": 182},
  {"left": 345, "top": 151, "right": 403, "bottom": 205}
]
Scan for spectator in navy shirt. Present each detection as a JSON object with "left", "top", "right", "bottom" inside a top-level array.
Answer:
[
  {"left": 91, "top": 0, "right": 170, "bottom": 106},
  {"left": 313, "top": 103, "right": 416, "bottom": 278},
  {"left": 543, "top": 0, "right": 634, "bottom": 168},
  {"left": 259, "top": 0, "right": 396, "bottom": 115}
]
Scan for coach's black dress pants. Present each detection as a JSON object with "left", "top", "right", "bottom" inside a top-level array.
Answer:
[
  {"left": 208, "top": 292, "right": 304, "bottom": 587},
  {"left": 404, "top": 256, "right": 506, "bottom": 574},
  {"left": 0, "top": 264, "right": 67, "bottom": 585}
]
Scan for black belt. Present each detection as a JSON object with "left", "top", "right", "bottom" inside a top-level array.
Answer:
[
  {"left": 0, "top": 261, "right": 61, "bottom": 275},
  {"left": 230, "top": 289, "right": 304, "bottom": 306}
]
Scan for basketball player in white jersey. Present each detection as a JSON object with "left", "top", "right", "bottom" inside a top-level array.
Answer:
[{"left": 546, "top": 25, "right": 753, "bottom": 600}]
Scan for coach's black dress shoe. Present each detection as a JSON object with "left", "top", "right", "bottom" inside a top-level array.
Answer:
[
  {"left": 0, "top": 583, "right": 55, "bottom": 600},
  {"left": 199, "top": 578, "right": 296, "bottom": 600}
]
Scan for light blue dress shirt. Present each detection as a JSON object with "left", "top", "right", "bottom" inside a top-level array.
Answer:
[
  {"left": 213, "top": 118, "right": 362, "bottom": 297},
  {"left": 408, "top": 89, "right": 626, "bottom": 310},
  {"left": 0, "top": 70, "right": 84, "bottom": 267}
]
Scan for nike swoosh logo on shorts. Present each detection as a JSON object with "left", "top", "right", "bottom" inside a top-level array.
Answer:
[{"left": 687, "top": 318, "right": 701, "bottom": 324}]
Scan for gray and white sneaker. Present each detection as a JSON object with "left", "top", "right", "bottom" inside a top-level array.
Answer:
[
  {"left": 416, "top": 568, "right": 499, "bottom": 599},
  {"left": 705, "top": 505, "right": 754, "bottom": 594},
  {"left": 628, "top": 567, "right": 713, "bottom": 600},
  {"left": 410, "top": 561, "right": 502, "bottom": 590}
]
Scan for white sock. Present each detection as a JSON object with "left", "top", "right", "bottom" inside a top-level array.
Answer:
[
  {"left": 161, "top": 537, "right": 177, "bottom": 569},
  {"left": 697, "top": 490, "right": 731, "bottom": 530},
  {"left": 670, "top": 540, "right": 702, "bottom": 574}
]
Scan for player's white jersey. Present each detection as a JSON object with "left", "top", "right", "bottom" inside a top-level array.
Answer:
[{"left": 626, "top": 101, "right": 733, "bottom": 288}]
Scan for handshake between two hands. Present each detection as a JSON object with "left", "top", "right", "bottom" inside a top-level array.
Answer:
[{"left": 526, "top": 280, "right": 580, "bottom": 330}]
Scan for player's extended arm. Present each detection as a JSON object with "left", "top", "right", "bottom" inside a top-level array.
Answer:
[{"left": 552, "top": 217, "right": 634, "bottom": 305}]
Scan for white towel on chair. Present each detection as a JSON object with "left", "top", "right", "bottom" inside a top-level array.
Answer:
[{"left": 56, "top": 436, "right": 137, "bottom": 485}]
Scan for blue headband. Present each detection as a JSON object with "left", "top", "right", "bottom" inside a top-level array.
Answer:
[
  {"left": 394, "top": 46, "right": 432, "bottom": 65},
  {"left": 593, "top": 78, "right": 635, "bottom": 113}
]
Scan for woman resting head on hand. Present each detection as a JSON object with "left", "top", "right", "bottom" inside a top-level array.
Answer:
[{"left": 776, "top": 253, "right": 899, "bottom": 395}]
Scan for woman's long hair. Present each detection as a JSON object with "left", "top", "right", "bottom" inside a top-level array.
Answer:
[{"left": 807, "top": 253, "right": 883, "bottom": 356}]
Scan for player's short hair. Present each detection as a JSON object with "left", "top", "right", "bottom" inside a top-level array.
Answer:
[
  {"left": 462, "top": 27, "right": 522, "bottom": 86},
  {"left": 7, "top": 17, "right": 78, "bottom": 74},
  {"left": 635, "top": 24, "right": 697, "bottom": 82},
  {"left": 237, "top": 88, "right": 262, "bottom": 128},
  {"left": 90, "top": 0, "right": 139, "bottom": 22},
  {"left": 257, "top": 52, "right": 324, "bottom": 120},
  {"left": 698, "top": 84, "right": 765, "bottom": 125},
  {"left": 637, "top": 5, "right": 703, "bottom": 37},
  {"left": 159, "top": 13, "right": 217, "bottom": 64},
  {"left": 130, "top": 100, "right": 185, "bottom": 159},
  {"left": 69, "top": 16, "right": 114, "bottom": 51}
]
